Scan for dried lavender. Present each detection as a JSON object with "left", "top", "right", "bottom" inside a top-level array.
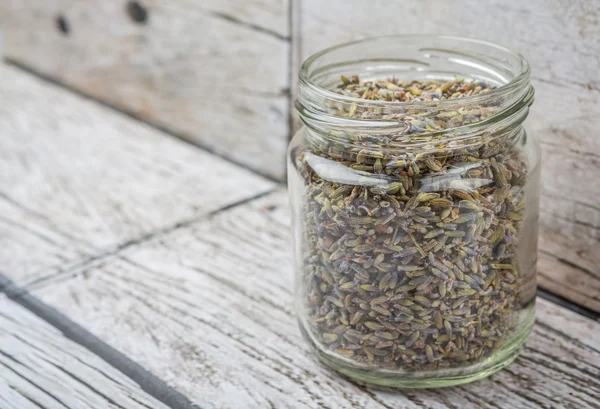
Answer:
[{"left": 293, "top": 76, "right": 528, "bottom": 371}]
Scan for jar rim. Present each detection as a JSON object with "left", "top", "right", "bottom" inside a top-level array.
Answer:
[{"left": 298, "top": 34, "right": 531, "bottom": 109}]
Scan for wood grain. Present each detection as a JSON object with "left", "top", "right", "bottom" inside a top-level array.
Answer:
[
  {"left": 0, "top": 295, "right": 170, "bottom": 409},
  {"left": 0, "top": 0, "right": 290, "bottom": 179},
  {"left": 294, "top": 0, "right": 600, "bottom": 243},
  {"left": 538, "top": 229, "right": 600, "bottom": 313},
  {"left": 0, "top": 64, "right": 274, "bottom": 287},
  {"left": 34, "top": 190, "right": 600, "bottom": 409}
]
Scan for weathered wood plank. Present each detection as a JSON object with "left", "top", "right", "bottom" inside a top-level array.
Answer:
[
  {"left": 538, "top": 229, "right": 600, "bottom": 313},
  {"left": 0, "top": 295, "right": 170, "bottom": 409},
  {"left": 0, "top": 64, "right": 274, "bottom": 286},
  {"left": 34, "top": 191, "right": 600, "bottom": 409},
  {"left": 0, "top": 0, "right": 290, "bottom": 179},
  {"left": 294, "top": 0, "right": 600, "bottom": 243}
]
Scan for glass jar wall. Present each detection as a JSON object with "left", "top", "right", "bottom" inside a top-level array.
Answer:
[{"left": 287, "top": 35, "right": 539, "bottom": 387}]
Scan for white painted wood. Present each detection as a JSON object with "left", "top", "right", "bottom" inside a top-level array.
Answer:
[
  {"left": 35, "top": 190, "right": 600, "bottom": 409},
  {"left": 0, "top": 295, "right": 170, "bottom": 409},
  {"left": 0, "top": 64, "right": 274, "bottom": 286},
  {"left": 0, "top": 0, "right": 290, "bottom": 179},
  {"left": 295, "top": 0, "right": 600, "bottom": 243},
  {"left": 538, "top": 229, "right": 600, "bottom": 313}
]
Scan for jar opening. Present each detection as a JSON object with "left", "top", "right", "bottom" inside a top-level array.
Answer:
[
  {"left": 296, "top": 35, "right": 534, "bottom": 152},
  {"left": 298, "top": 35, "right": 531, "bottom": 111}
]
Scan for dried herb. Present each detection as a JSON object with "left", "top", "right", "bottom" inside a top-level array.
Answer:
[{"left": 293, "top": 77, "right": 528, "bottom": 371}]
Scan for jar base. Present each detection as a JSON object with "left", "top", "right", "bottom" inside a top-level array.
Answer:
[{"left": 301, "top": 307, "right": 535, "bottom": 389}]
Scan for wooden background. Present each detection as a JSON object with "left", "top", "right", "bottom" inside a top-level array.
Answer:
[
  {"left": 0, "top": 0, "right": 598, "bottom": 311},
  {"left": 0, "top": 2, "right": 599, "bottom": 408}
]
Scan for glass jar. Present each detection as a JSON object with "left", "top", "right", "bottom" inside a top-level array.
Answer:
[{"left": 287, "top": 35, "right": 539, "bottom": 388}]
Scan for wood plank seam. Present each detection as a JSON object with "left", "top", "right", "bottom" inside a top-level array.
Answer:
[
  {"left": 3, "top": 187, "right": 280, "bottom": 296},
  {"left": 287, "top": 0, "right": 295, "bottom": 144},
  {"left": 203, "top": 9, "right": 290, "bottom": 42},
  {"left": 537, "top": 230, "right": 600, "bottom": 314},
  {"left": 289, "top": 0, "right": 303, "bottom": 134},
  {"left": 4, "top": 59, "right": 282, "bottom": 184},
  {"left": 0, "top": 273, "right": 201, "bottom": 409},
  {"left": 542, "top": 251, "right": 599, "bottom": 282},
  {"left": 538, "top": 289, "right": 600, "bottom": 322},
  {"left": 539, "top": 273, "right": 600, "bottom": 310},
  {"left": 171, "top": 0, "right": 291, "bottom": 40}
]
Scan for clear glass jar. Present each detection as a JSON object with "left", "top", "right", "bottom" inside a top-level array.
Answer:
[{"left": 287, "top": 35, "right": 539, "bottom": 388}]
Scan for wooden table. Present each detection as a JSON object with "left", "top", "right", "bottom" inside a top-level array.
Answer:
[{"left": 1, "top": 64, "right": 599, "bottom": 409}]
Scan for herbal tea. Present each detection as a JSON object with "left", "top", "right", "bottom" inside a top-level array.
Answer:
[{"left": 289, "top": 36, "right": 538, "bottom": 387}]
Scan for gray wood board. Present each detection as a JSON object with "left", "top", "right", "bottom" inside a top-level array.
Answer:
[
  {"left": 538, "top": 229, "right": 600, "bottom": 314},
  {"left": 0, "top": 295, "right": 171, "bottom": 409},
  {"left": 0, "top": 0, "right": 290, "bottom": 179},
  {"left": 0, "top": 64, "right": 275, "bottom": 287},
  {"left": 294, "top": 0, "right": 600, "bottom": 243},
  {"left": 33, "top": 190, "right": 600, "bottom": 409}
]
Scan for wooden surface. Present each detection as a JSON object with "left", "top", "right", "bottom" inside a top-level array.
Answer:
[
  {"left": 0, "top": 295, "right": 170, "bottom": 409},
  {"left": 294, "top": 0, "right": 600, "bottom": 244},
  {"left": 28, "top": 190, "right": 600, "bottom": 409},
  {"left": 538, "top": 230, "right": 600, "bottom": 313},
  {"left": 0, "top": 0, "right": 290, "bottom": 179},
  {"left": 0, "top": 64, "right": 274, "bottom": 287}
]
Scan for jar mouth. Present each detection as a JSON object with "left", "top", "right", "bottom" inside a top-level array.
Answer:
[
  {"left": 296, "top": 35, "right": 534, "bottom": 150},
  {"left": 298, "top": 34, "right": 531, "bottom": 110}
]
